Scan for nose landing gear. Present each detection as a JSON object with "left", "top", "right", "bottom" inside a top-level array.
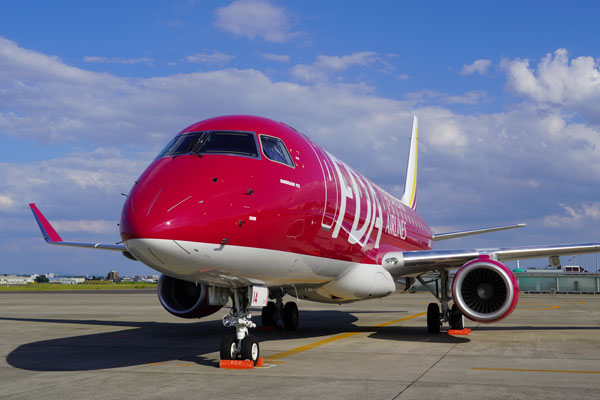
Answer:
[{"left": 220, "top": 287, "right": 262, "bottom": 366}]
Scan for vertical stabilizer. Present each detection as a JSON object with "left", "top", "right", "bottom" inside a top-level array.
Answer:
[{"left": 400, "top": 116, "right": 418, "bottom": 210}]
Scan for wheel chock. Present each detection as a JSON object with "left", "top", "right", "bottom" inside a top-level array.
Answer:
[
  {"left": 219, "top": 359, "right": 254, "bottom": 369},
  {"left": 448, "top": 328, "right": 471, "bottom": 335},
  {"left": 219, "top": 358, "right": 265, "bottom": 369}
]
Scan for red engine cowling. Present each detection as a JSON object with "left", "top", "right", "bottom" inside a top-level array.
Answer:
[
  {"left": 157, "top": 275, "right": 222, "bottom": 319},
  {"left": 452, "top": 255, "right": 519, "bottom": 323}
]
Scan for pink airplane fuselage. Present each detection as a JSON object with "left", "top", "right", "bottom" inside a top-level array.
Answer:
[{"left": 119, "top": 115, "right": 432, "bottom": 286}]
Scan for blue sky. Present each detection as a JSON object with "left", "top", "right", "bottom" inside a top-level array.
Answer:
[{"left": 2, "top": 0, "right": 600, "bottom": 276}]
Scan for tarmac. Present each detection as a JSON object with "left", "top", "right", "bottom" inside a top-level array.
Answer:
[{"left": 1, "top": 290, "right": 599, "bottom": 400}]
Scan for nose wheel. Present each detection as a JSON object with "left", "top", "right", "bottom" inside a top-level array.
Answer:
[
  {"left": 241, "top": 335, "right": 259, "bottom": 362},
  {"left": 220, "top": 287, "right": 260, "bottom": 365},
  {"left": 220, "top": 333, "right": 238, "bottom": 360}
]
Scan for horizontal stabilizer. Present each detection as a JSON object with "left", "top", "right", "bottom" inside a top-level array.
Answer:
[
  {"left": 432, "top": 223, "right": 526, "bottom": 241},
  {"left": 30, "top": 203, "right": 126, "bottom": 251}
]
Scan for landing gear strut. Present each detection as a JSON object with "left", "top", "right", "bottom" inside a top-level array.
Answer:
[
  {"left": 220, "top": 287, "right": 260, "bottom": 365},
  {"left": 417, "top": 270, "right": 464, "bottom": 333},
  {"left": 261, "top": 289, "right": 299, "bottom": 331}
]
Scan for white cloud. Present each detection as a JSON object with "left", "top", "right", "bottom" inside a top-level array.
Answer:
[
  {"left": 504, "top": 49, "right": 600, "bottom": 124},
  {"left": 186, "top": 51, "right": 235, "bottom": 65},
  {"left": 289, "top": 64, "right": 328, "bottom": 84},
  {"left": 0, "top": 37, "right": 102, "bottom": 84},
  {"left": 83, "top": 56, "right": 154, "bottom": 65},
  {"left": 0, "top": 194, "right": 15, "bottom": 211},
  {"left": 315, "top": 52, "right": 379, "bottom": 71},
  {"left": 52, "top": 219, "right": 117, "bottom": 234},
  {"left": 421, "top": 107, "right": 469, "bottom": 151},
  {"left": 290, "top": 51, "right": 391, "bottom": 84},
  {"left": 0, "top": 148, "right": 149, "bottom": 221},
  {"left": 261, "top": 53, "right": 290, "bottom": 63},
  {"left": 543, "top": 203, "right": 600, "bottom": 228},
  {"left": 443, "top": 90, "right": 489, "bottom": 105},
  {"left": 83, "top": 56, "right": 107, "bottom": 62},
  {"left": 461, "top": 59, "right": 492, "bottom": 75},
  {"left": 214, "top": 0, "right": 300, "bottom": 43},
  {"left": 405, "top": 89, "right": 489, "bottom": 105}
]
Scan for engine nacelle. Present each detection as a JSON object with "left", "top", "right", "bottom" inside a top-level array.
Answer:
[
  {"left": 452, "top": 256, "right": 519, "bottom": 323},
  {"left": 157, "top": 275, "right": 222, "bottom": 319}
]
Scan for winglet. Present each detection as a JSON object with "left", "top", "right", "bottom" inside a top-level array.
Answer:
[
  {"left": 29, "top": 203, "right": 127, "bottom": 252},
  {"left": 30, "top": 203, "right": 63, "bottom": 243},
  {"left": 400, "top": 116, "right": 418, "bottom": 210}
]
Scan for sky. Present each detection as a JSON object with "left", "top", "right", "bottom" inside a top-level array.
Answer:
[{"left": 1, "top": 0, "right": 600, "bottom": 276}]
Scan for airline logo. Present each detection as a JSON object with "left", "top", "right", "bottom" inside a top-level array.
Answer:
[{"left": 322, "top": 152, "right": 414, "bottom": 249}]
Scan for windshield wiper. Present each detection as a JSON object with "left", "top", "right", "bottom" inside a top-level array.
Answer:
[{"left": 191, "top": 134, "right": 207, "bottom": 158}]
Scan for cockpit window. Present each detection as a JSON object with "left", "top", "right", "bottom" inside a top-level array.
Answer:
[
  {"left": 156, "top": 131, "right": 259, "bottom": 159},
  {"left": 156, "top": 134, "right": 199, "bottom": 158},
  {"left": 200, "top": 131, "right": 259, "bottom": 157},
  {"left": 260, "top": 135, "right": 294, "bottom": 167}
]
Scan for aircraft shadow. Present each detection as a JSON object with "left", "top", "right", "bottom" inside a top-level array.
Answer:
[
  {"left": 3, "top": 309, "right": 463, "bottom": 372},
  {"left": 368, "top": 327, "right": 470, "bottom": 344}
]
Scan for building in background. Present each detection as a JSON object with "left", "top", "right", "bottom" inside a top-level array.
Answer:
[
  {"left": 0, "top": 275, "right": 35, "bottom": 285},
  {"left": 107, "top": 270, "right": 119, "bottom": 281}
]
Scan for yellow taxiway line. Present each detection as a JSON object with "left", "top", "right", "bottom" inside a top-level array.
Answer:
[
  {"left": 264, "top": 311, "right": 426, "bottom": 361},
  {"left": 472, "top": 367, "right": 600, "bottom": 374}
]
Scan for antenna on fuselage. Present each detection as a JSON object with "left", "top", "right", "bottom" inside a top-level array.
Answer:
[{"left": 400, "top": 116, "right": 418, "bottom": 211}]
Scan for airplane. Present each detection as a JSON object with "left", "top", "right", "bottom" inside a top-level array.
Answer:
[{"left": 30, "top": 115, "right": 600, "bottom": 365}]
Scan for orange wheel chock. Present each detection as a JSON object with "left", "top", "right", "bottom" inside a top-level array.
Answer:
[
  {"left": 219, "top": 357, "right": 264, "bottom": 369},
  {"left": 448, "top": 328, "right": 471, "bottom": 335}
]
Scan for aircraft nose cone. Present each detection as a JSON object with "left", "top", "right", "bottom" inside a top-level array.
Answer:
[
  {"left": 120, "top": 153, "right": 260, "bottom": 249},
  {"left": 119, "top": 157, "right": 201, "bottom": 242}
]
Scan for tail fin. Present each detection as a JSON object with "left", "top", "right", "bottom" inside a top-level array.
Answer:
[{"left": 400, "top": 116, "right": 418, "bottom": 210}]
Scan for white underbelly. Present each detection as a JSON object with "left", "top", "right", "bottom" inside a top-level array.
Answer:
[{"left": 125, "top": 238, "right": 356, "bottom": 288}]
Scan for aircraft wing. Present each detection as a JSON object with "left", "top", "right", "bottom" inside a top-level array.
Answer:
[
  {"left": 382, "top": 243, "right": 600, "bottom": 277},
  {"left": 30, "top": 203, "right": 126, "bottom": 251},
  {"left": 432, "top": 223, "right": 526, "bottom": 241}
]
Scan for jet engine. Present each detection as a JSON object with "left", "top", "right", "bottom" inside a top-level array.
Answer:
[
  {"left": 451, "top": 255, "right": 519, "bottom": 323},
  {"left": 157, "top": 275, "right": 222, "bottom": 319}
]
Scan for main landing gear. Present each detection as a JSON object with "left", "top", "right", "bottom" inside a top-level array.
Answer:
[
  {"left": 415, "top": 270, "right": 464, "bottom": 333},
  {"left": 260, "top": 289, "right": 299, "bottom": 331},
  {"left": 220, "top": 287, "right": 260, "bottom": 365}
]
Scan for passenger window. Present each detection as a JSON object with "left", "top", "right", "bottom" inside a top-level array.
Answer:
[{"left": 260, "top": 135, "right": 294, "bottom": 167}]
